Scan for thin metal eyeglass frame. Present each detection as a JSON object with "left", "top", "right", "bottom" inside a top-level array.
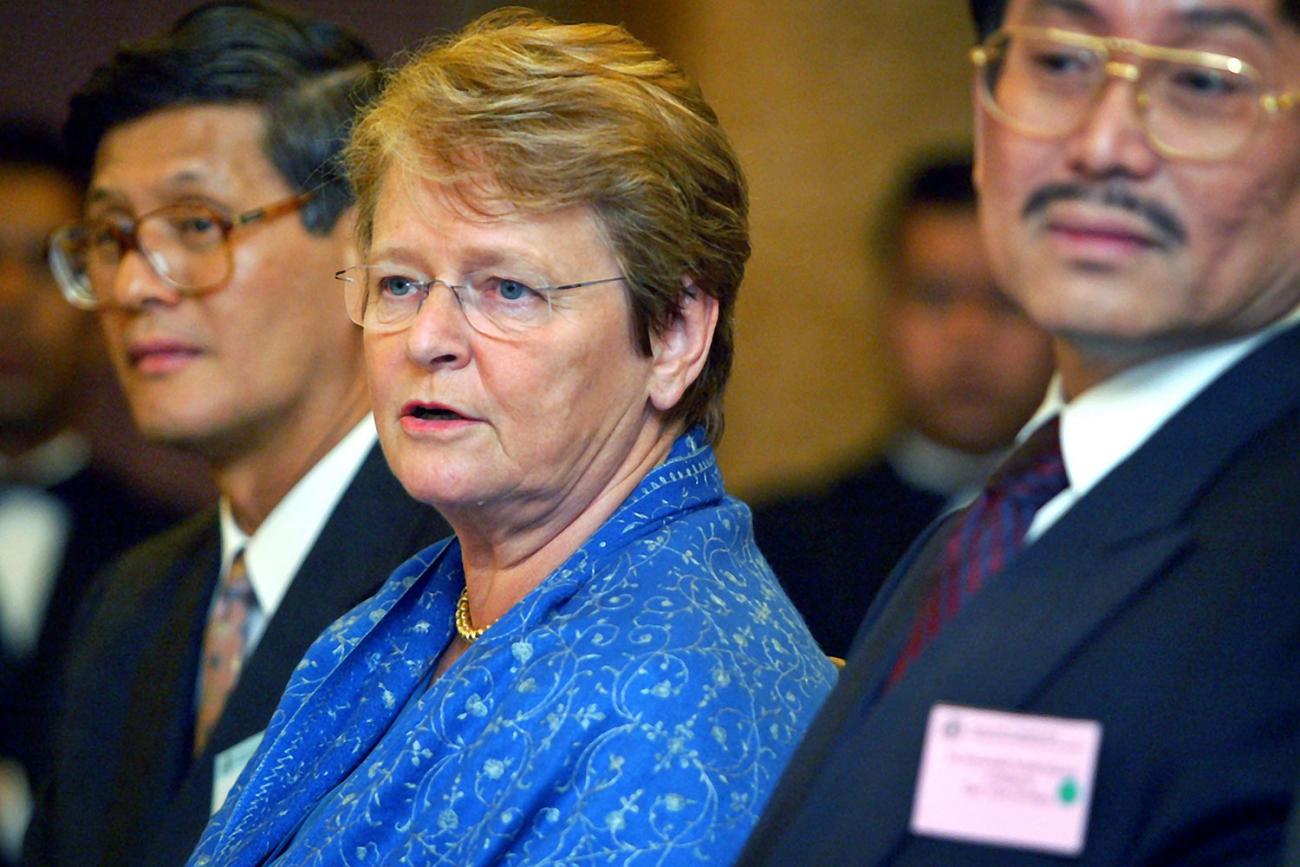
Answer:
[
  {"left": 970, "top": 25, "right": 1299, "bottom": 161},
  {"left": 49, "top": 191, "right": 314, "bottom": 310},
  {"left": 334, "top": 266, "right": 626, "bottom": 335}
]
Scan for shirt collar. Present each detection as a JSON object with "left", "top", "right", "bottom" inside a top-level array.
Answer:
[
  {"left": 218, "top": 415, "right": 378, "bottom": 618},
  {"left": 0, "top": 431, "right": 90, "bottom": 488},
  {"left": 1026, "top": 308, "right": 1300, "bottom": 502},
  {"left": 887, "top": 430, "right": 1009, "bottom": 504}
]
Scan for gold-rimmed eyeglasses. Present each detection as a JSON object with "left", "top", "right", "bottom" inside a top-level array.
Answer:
[
  {"left": 335, "top": 264, "right": 625, "bottom": 338},
  {"left": 971, "top": 25, "right": 1299, "bottom": 161},
  {"left": 48, "top": 192, "right": 313, "bottom": 310}
]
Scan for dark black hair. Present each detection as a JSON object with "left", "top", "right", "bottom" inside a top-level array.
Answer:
[
  {"left": 0, "top": 118, "right": 83, "bottom": 188},
  {"left": 64, "top": 0, "right": 380, "bottom": 234},
  {"left": 968, "top": 0, "right": 1300, "bottom": 39},
  {"left": 873, "top": 150, "right": 976, "bottom": 266},
  {"left": 968, "top": 0, "right": 1005, "bottom": 40}
]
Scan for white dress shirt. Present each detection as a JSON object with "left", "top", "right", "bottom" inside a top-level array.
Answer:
[
  {"left": 1026, "top": 309, "right": 1300, "bottom": 543},
  {"left": 888, "top": 430, "right": 1009, "bottom": 512},
  {"left": 0, "top": 432, "right": 89, "bottom": 658},
  {"left": 213, "top": 415, "right": 378, "bottom": 656},
  {"left": 0, "top": 433, "right": 89, "bottom": 858}
]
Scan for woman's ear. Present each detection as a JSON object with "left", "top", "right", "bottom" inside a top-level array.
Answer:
[{"left": 648, "top": 279, "right": 718, "bottom": 414}]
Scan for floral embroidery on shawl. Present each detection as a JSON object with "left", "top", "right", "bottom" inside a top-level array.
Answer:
[{"left": 190, "top": 431, "right": 835, "bottom": 865}]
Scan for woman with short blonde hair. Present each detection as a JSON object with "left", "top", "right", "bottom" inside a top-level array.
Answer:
[{"left": 189, "top": 10, "right": 833, "bottom": 865}]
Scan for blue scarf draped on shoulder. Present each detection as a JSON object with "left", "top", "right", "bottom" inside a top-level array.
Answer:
[{"left": 189, "top": 430, "right": 836, "bottom": 865}]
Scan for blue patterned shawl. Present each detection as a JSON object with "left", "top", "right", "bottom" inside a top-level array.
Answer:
[{"left": 189, "top": 431, "right": 835, "bottom": 865}]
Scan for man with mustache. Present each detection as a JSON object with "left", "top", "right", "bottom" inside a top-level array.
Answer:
[
  {"left": 739, "top": 0, "right": 1300, "bottom": 863},
  {"left": 24, "top": 4, "right": 449, "bottom": 865}
]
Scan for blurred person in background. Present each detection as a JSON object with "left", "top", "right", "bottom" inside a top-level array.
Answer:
[
  {"left": 0, "top": 119, "right": 185, "bottom": 866},
  {"left": 24, "top": 4, "right": 450, "bottom": 865},
  {"left": 752, "top": 154, "right": 1053, "bottom": 657},
  {"left": 187, "top": 10, "right": 834, "bottom": 865}
]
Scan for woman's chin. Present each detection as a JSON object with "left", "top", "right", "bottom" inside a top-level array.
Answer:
[{"left": 397, "top": 467, "right": 492, "bottom": 513}]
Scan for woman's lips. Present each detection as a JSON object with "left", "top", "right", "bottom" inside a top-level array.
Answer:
[{"left": 400, "top": 400, "right": 480, "bottom": 432}]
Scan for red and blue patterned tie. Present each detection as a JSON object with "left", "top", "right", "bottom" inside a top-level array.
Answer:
[{"left": 889, "top": 416, "right": 1068, "bottom": 684}]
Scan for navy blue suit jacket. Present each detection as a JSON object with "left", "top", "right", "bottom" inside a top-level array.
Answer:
[
  {"left": 24, "top": 444, "right": 451, "bottom": 867},
  {"left": 740, "top": 324, "right": 1300, "bottom": 866}
]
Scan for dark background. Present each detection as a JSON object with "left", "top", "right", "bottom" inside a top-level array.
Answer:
[
  {"left": 1, "top": 1, "right": 656, "bottom": 128},
  {"left": 1, "top": 0, "right": 658, "bottom": 509}
]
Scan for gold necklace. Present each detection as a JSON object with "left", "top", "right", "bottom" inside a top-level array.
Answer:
[{"left": 455, "top": 586, "right": 493, "bottom": 643}]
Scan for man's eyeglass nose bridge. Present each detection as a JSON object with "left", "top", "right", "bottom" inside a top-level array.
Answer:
[{"left": 47, "top": 192, "right": 313, "bottom": 310}]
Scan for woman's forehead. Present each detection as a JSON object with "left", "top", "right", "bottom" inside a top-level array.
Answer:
[{"left": 370, "top": 182, "right": 610, "bottom": 271}]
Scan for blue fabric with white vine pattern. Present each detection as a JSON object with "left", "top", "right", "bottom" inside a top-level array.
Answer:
[{"left": 187, "top": 430, "right": 836, "bottom": 865}]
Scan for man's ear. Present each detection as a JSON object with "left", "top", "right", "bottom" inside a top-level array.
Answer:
[{"left": 648, "top": 279, "right": 718, "bottom": 414}]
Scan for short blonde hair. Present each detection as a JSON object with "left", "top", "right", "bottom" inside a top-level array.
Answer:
[{"left": 347, "top": 7, "right": 749, "bottom": 442}]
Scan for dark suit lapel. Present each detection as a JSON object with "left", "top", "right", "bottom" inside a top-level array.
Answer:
[
  {"left": 143, "top": 445, "right": 448, "bottom": 866},
  {"left": 890, "top": 321, "right": 1300, "bottom": 711},
  {"left": 829, "top": 515, "right": 953, "bottom": 712},
  {"left": 100, "top": 518, "right": 221, "bottom": 862},
  {"left": 206, "top": 445, "right": 442, "bottom": 753},
  {"left": 835, "top": 324, "right": 1300, "bottom": 865}
]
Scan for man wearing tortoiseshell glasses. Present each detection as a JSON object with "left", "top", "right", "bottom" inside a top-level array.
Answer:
[{"left": 24, "top": 5, "right": 449, "bottom": 866}]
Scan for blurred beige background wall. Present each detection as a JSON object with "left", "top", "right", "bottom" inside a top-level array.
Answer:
[
  {"left": 2, "top": 0, "right": 980, "bottom": 507},
  {"left": 622, "top": 2, "right": 980, "bottom": 498}
]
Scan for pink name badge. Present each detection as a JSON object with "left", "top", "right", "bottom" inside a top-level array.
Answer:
[{"left": 910, "top": 703, "right": 1102, "bottom": 856}]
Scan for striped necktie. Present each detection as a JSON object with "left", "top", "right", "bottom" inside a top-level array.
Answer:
[
  {"left": 889, "top": 417, "right": 1068, "bottom": 685},
  {"left": 194, "top": 550, "right": 257, "bottom": 755}
]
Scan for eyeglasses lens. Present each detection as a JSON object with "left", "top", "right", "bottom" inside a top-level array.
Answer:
[
  {"left": 51, "top": 204, "right": 233, "bottom": 307},
  {"left": 980, "top": 31, "right": 1261, "bottom": 160}
]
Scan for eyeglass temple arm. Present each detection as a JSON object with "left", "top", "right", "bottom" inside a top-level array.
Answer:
[{"left": 235, "top": 191, "right": 315, "bottom": 228}]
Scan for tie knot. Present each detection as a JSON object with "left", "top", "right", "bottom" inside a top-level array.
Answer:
[
  {"left": 986, "top": 416, "right": 1069, "bottom": 507},
  {"left": 887, "top": 415, "right": 1069, "bottom": 687},
  {"left": 221, "top": 551, "right": 254, "bottom": 599}
]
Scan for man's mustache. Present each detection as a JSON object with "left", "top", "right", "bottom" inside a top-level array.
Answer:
[{"left": 1022, "top": 182, "right": 1187, "bottom": 247}]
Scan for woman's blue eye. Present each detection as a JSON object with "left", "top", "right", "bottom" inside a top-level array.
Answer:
[
  {"left": 497, "top": 279, "right": 533, "bottom": 301},
  {"left": 377, "top": 276, "right": 422, "bottom": 298}
]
